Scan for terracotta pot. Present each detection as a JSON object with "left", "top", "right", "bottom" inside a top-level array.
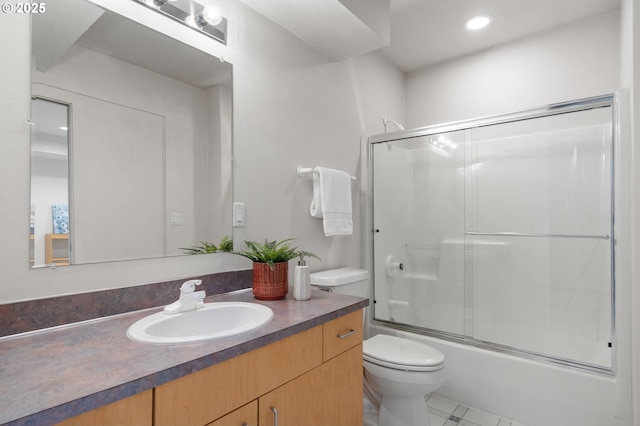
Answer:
[{"left": 252, "top": 262, "right": 288, "bottom": 300}]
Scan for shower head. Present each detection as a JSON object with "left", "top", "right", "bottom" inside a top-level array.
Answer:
[{"left": 383, "top": 117, "right": 405, "bottom": 133}]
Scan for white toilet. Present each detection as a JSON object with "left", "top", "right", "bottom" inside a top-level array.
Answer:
[{"left": 310, "top": 268, "right": 446, "bottom": 426}]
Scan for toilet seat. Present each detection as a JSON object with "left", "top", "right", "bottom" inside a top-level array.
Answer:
[{"left": 363, "top": 334, "right": 444, "bottom": 372}]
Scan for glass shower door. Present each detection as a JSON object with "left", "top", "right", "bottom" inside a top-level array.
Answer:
[
  {"left": 371, "top": 100, "right": 614, "bottom": 371},
  {"left": 465, "top": 107, "right": 613, "bottom": 368},
  {"left": 371, "top": 131, "right": 467, "bottom": 335}
]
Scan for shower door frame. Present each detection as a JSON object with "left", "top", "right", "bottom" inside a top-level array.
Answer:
[{"left": 366, "top": 93, "right": 617, "bottom": 375}]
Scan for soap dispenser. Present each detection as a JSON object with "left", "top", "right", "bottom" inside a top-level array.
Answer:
[{"left": 293, "top": 253, "right": 311, "bottom": 301}]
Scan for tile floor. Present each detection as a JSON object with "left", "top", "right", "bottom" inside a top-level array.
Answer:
[{"left": 426, "top": 395, "right": 526, "bottom": 426}]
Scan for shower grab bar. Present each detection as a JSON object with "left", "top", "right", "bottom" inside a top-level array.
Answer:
[{"left": 465, "top": 231, "right": 610, "bottom": 240}]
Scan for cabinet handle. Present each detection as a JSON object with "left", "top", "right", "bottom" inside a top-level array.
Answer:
[
  {"left": 271, "top": 406, "right": 279, "bottom": 426},
  {"left": 337, "top": 329, "right": 355, "bottom": 339}
]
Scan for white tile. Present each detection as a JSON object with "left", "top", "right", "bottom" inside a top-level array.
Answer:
[
  {"left": 510, "top": 422, "right": 526, "bottom": 426},
  {"left": 497, "top": 419, "right": 512, "bottom": 426},
  {"left": 452, "top": 404, "right": 469, "bottom": 419},
  {"left": 426, "top": 395, "right": 459, "bottom": 415},
  {"left": 461, "top": 407, "right": 500, "bottom": 426},
  {"left": 428, "top": 411, "right": 448, "bottom": 426}
]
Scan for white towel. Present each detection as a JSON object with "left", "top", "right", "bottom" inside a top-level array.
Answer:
[{"left": 309, "top": 167, "right": 353, "bottom": 236}]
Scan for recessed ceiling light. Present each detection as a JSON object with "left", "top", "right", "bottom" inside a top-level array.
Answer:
[{"left": 465, "top": 15, "right": 492, "bottom": 31}]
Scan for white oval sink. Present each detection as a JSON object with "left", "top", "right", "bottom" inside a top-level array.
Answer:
[{"left": 127, "top": 302, "right": 274, "bottom": 344}]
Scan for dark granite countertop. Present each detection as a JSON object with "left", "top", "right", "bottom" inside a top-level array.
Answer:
[{"left": 0, "top": 289, "right": 368, "bottom": 426}]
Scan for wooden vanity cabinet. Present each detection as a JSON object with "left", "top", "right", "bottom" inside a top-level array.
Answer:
[
  {"left": 256, "top": 309, "right": 364, "bottom": 426},
  {"left": 155, "top": 326, "right": 323, "bottom": 426},
  {"left": 258, "top": 344, "right": 363, "bottom": 426},
  {"left": 157, "top": 308, "right": 364, "bottom": 426},
  {"left": 208, "top": 401, "right": 258, "bottom": 426},
  {"left": 55, "top": 309, "right": 363, "bottom": 426}
]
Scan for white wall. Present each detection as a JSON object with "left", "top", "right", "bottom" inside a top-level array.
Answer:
[
  {"left": 620, "top": 0, "right": 640, "bottom": 423},
  {"left": 0, "top": 0, "right": 404, "bottom": 302},
  {"left": 406, "top": 11, "right": 620, "bottom": 127}
]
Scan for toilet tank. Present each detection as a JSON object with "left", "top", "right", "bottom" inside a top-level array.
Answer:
[{"left": 310, "top": 267, "right": 370, "bottom": 297}]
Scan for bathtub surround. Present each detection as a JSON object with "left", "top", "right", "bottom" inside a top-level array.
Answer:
[{"left": 366, "top": 94, "right": 631, "bottom": 425}]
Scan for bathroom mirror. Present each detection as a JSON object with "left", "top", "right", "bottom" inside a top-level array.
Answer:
[{"left": 29, "top": 0, "right": 233, "bottom": 268}]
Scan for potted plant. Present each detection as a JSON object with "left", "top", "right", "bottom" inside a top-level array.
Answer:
[
  {"left": 180, "top": 235, "right": 233, "bottom": 255},
  {"left": 235, "top": 239, "right": 319, "bottom": 300}
]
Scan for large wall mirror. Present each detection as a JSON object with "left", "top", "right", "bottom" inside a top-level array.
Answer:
[{"left": 29, "top": 0, "right": 233, "bottom": 268}]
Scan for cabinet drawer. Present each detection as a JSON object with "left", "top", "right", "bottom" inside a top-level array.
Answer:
[
  {"left": 322, "top": 309, "right": 363, "bottom": 362},
  {"left": 155, "top": 325, "right": 322, "bottom": 426}
]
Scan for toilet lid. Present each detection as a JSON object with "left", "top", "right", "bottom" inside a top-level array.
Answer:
[{"left": 363, "top": 334, "right": 444, "bottom": 371}]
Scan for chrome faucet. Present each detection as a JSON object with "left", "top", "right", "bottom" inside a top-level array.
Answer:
[{"left": 163, "top": 280, "right": 206, "bottom": 314}]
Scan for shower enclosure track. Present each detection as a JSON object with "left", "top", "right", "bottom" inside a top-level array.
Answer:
[{"left": 464, "top": 231, "right": 610, "bottom": 240}]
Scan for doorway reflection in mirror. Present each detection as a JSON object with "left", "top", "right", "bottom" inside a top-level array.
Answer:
[{"left": 30, "top": 98, "right": 70, "bottom": 267}]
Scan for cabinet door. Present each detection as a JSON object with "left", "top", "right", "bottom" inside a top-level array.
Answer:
[
  {"left": 207, "top": 400, "right": 257, "bottom": 426},
  {"left": 54, "top": 390, "right": 152, "bottom": 426},
  {"left": 258, "top": 344, "right": 363, "bottom": 426},
  {"left": 155, "top": 326, "right": 322, "bottom": 426}
]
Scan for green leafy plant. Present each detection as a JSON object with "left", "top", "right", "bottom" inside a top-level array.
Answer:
[
  {"left": 181, "top": 235, "right": 233, "bottom": 255},
  {"left": 235, "top": 238, "right": 319, "bottom": 269}
]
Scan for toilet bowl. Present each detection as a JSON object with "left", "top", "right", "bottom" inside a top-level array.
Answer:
[
  {"left": 363, "top": 334, "right": 445, "bottom": 426},
  {"left": 310, "top": 268, "right": 447, "bottom": 426}
]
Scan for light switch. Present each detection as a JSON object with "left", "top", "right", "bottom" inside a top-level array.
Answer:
[
  {"left": 233, "top": 202, "right": 245, "bottom": 227},
  {"left": 170, "top": 212, "right": 183, "bottom": 226}
]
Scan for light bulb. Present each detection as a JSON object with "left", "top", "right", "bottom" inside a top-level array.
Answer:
[
  {"left": 146, "top": 0, "right": 167, "bottom": 8},
  {"left": 202, "top": 5, "right": 223, "bottom": 26},
  {"left": 186, "top": 14, "right": 208, "bottom": 28},
  {"left": 465, "top": 15, "right": 492, "bottom": 31}
]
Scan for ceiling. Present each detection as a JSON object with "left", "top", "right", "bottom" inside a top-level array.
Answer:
[{"left": 381, "top": 0, "right": 621, "bottom": 72}]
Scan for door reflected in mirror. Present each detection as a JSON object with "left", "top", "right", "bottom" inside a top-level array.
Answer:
[
  {"left": 30, "top": 98, "right": 70, "bottom": 267},
  {"left": 29, "top": 1, "right": 233, "bottom": 268}
]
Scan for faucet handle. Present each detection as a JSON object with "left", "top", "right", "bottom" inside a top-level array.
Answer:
[{"left": 180, "top": 279, "right": 202, "bottom": 294}]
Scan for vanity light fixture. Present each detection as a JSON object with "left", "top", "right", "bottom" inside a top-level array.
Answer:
[
  {"left": 465, "top": 14, "right": 492, "bottom": 31},
  {"left": 186, "top": 6, "right": 222, "bottom": 28},
  {"left": 133, "top": 0, "right": 227, "bottom": 44},
  {"left": 202, "top": 5, "right": 223, "bottom": 26}
]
